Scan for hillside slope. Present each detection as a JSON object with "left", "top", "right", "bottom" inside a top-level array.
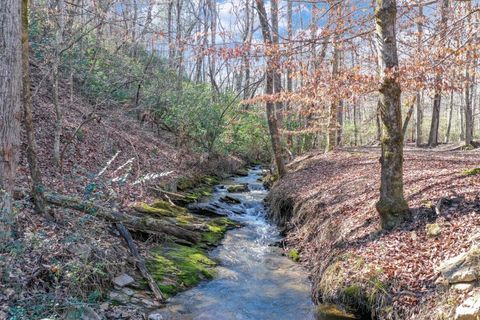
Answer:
[{"left": 1, "top": 64, "right": 243, "bottom": 319}]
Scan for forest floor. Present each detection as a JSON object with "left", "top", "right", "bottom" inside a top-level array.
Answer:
[
  {"left": 268, "top": 145, "right": 480, "bottom": 319},
  {"left": 0, "top": 66, "right": 245, "bottom": 319}
]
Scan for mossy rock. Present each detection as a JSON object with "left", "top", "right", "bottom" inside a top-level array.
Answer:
[
  {"left": 227, "top": 184, "right": 249, "bottom": 193},
  {"left": 201, "top": 217, "right": 240, "bottom": 247},
  {"left": 132, "top": 202, "right": 177, "bottom": 217},
  {"left": 262, "top": 173, "right": 278, "bottom": 189},
  {"left": 235, "top": 168, "right": 249, "bottom": 176},
  {"left": 426, "top": 223, "right": 442, "bottom": 237},
  {"left": 147, "top": 243, "right": 217, "bottom": 297}
]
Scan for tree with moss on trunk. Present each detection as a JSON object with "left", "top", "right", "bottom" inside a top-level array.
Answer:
[{"left": 374, "top": 0, "right": 409, "bottom": 230}]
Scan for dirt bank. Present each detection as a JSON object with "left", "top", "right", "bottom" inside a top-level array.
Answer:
[{"left": 267, "top": 146, "right": 480, "bottom": 319}]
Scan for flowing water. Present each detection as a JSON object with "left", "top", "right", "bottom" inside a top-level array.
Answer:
[{"left": 161, "top": 167, "right": 351, "bottom": 320}]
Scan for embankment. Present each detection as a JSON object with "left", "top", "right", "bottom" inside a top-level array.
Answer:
[{"left": 267, "top": 147, "right": 480, "bottom": 319}]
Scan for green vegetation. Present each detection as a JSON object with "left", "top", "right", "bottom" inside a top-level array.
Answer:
[
  {"left": 147, "top": 243, "right": 217, "bottom": 297},
  {"left": 132, "top": 202, "right": 177, "bottom": 217},
  {"left": 319, "top": 254, "right": 391, "bottom": 318},
  {"left": 201, "top": 217, "right": 239, "bottom": 247},
  {"left": 288, "top": 249, "right": 300, "bottom": 262},
  {"left": 462, "top": 167, "right": 480, "bottom": 176}
]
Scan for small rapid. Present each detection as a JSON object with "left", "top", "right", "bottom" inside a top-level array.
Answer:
[
  {"left": 163, "top": 167, "right": 317, "bottom": 320},
  {"left": 161, "top": 167, "right": 358, "bottom": 320}
]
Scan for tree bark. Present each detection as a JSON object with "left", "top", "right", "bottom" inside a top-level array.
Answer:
[
  {"left": 53, "top": 0, "right": 65, "bottom": 165},
  {"left": 402, "top": 96, "right": 417, "bottom": 138},
  {"left": 415, "top": 2, "right": 424, "bottom": 147},
  {"left": 256, "top": 0, "right": 286, "bottom": 177},
  {"left": 0, "top": 0, "right": 22, "bottom": 240},
  {"left": 326, "top": 42, "right": 340, "bottom": 152},
  {"left": 427, "top": 0, "right": 449, "bottom": 147},
  {"left": 465, "top": 68, "right": 473, "bottom": 145},
  {"left": 374, "top": 0, "right": 409, "bottom": 230},
  {"left": 445, "top": 90, "right": 454, "bottom": 143},
  {"left": 22, "top": 0, "right": 47, "bottom": 216}
]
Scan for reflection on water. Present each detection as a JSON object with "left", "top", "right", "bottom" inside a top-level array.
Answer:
[{"left": 163, "top": 167, "right": 353, "bottom": 320}]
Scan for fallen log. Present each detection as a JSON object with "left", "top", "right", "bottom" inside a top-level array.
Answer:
[
  {"left": 44, "top": 192, "right": 200, "bottom": 243},
  {"left": 116, "top": 223, "right": 164, "bottom": 302}
]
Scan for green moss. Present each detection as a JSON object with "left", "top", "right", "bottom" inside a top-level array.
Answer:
[
  {"left": 148, "top": 243, "right": 217, "bottom": 291},
  {"left": 288, "top": 249, "right": 300, "bottom": 262},
  {"left": 227, "top": 184, "right": 249, "bottom": 193},
  {"left": 319, "top": 254, "right": 391, "bottom": 317},
  {"left": 177, "top": 177, "right": 195, "bottom": 191},
  {"left": 462, "top": 167, "right": 480, "bottom": 176},
  {"left": 317, "top": 304, "right": 357, "bottom": 319},
  {"left": 151, "top": 200, "right": 188, "bottom": 215},
  {"left": 158, "top": 284, "right": 179, "bottom": 297},
  {"left": 343, "top": 284, "right": 362, "bottom": 299},
  {"left": 133, "top": 202, "right": 177, "bottom": 217},
  {"left": 200, "top": 217, "right": 239, "bottom": 246}
]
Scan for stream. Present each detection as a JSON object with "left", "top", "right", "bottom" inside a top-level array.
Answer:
[{"left": 160, "top": 167, "right": 348, "bottom": 320}]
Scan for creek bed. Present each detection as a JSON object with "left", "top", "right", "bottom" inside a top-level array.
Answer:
[{"left": 155, "top": 167, "right": 316, "bottom": 319}]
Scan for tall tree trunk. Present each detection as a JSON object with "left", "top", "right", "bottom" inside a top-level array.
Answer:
[
  {"left": 326, "top": 42, "right": 340, "bottom": 152},
  {"left": 22, "top": 0, "right": 47, "bottom": 215},
  {"left": 336, "top": 100, "right": 344, "bottom": 146},
  {"left": 208, "top": 0, "right": 217, "bottom": 95},
  {"left": 465, "top": 68, "right": 473, "bottom": 145},
  {"left": 53, "top": 0, "right": 65, "bottom": 165},
  {"left": 460, "top": 91, "right": 465, "bottom": 140},
  {"left": 271, "top": 0, "right": 283, "bottom": 126},
  {"left": 354, "top": 97, "right": 359, "bottom": 146},
  {"left": 374, "top": 0, "right": 409, "bottom": 230},
  {"left": 286, "top": 0, "right": 293, "bottom": 149},
  {"left": 0, "top": 0, "right": 22, "bottom": 240},
  {"left": 445, "top": 90, "right": 454, "bottom": 143},
  {"left": 167, "top": 0, "right": 174, "bottom": 64},
  {"left": 256, "top": 0, "right": 286, "bottom": 177},
  {"left": 415, "top": 2, "right": 424, "bottom": 147},
  {"left": 428, "top": 0, "right": 449, "bottom": 147}
]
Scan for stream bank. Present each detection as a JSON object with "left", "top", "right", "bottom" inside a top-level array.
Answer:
[{"left": 266, "top": 148, "right": 480, "bottom": 319}]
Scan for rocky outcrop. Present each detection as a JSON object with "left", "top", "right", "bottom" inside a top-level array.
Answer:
[
  {"left": 455, "top": 293, "right": 480, "bottom": 320},
  {"left": 436, "top": 247, "right": 480, "bottom": 284}
]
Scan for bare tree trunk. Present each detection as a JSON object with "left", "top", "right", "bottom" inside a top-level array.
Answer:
[
  {"left": 271, "top": 0, "right": 283, "bottom": 126},
  {"left": 376, "top": 101, "right": 382, "bottom": 141},
  {"left": 208, "top": 0, "right": 217, "bottom": 95},
  {"left": 415, "top": 2, "right": 424, "bottom": 147},
  {"left": 256, "top": 0, "right": 286, "bottom": 177},
  {"left": 175, "top": 0, "right": 183, "bottom": 91},
  {"left": 336, "top": 100, "right": 344, "bottom": 146},
  {"left": 0, "top": 0, "right": 22, "bottom": 240},
  {"left": 53, "top": 0, "right": 65, "bottom": 165},
  {"left": 354, "top": 98, "right": 359, "bottom": 146},
  {"left": 428, "top": 0, "right": 449, "bottom": 147},
  {"left": 22, "top": 0, "right": 47, "bottom": 216},
  {"left": 374, "top": 0, "right": 409, "bottom": 230},
  {"left": 445, "top": 90, "right": 454, "bottom": 143},
  {"left": 460, "top": 91, "right": 465, "bottom": 140},
  {"left": 167, "top": 0, "right": 174, "bottom": 63},
  {"left": 465, "top": 68, "right": 474, "bottom": 145},
  {"left": 326, "top": 42, "right": 340, "bottom": 152}
]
